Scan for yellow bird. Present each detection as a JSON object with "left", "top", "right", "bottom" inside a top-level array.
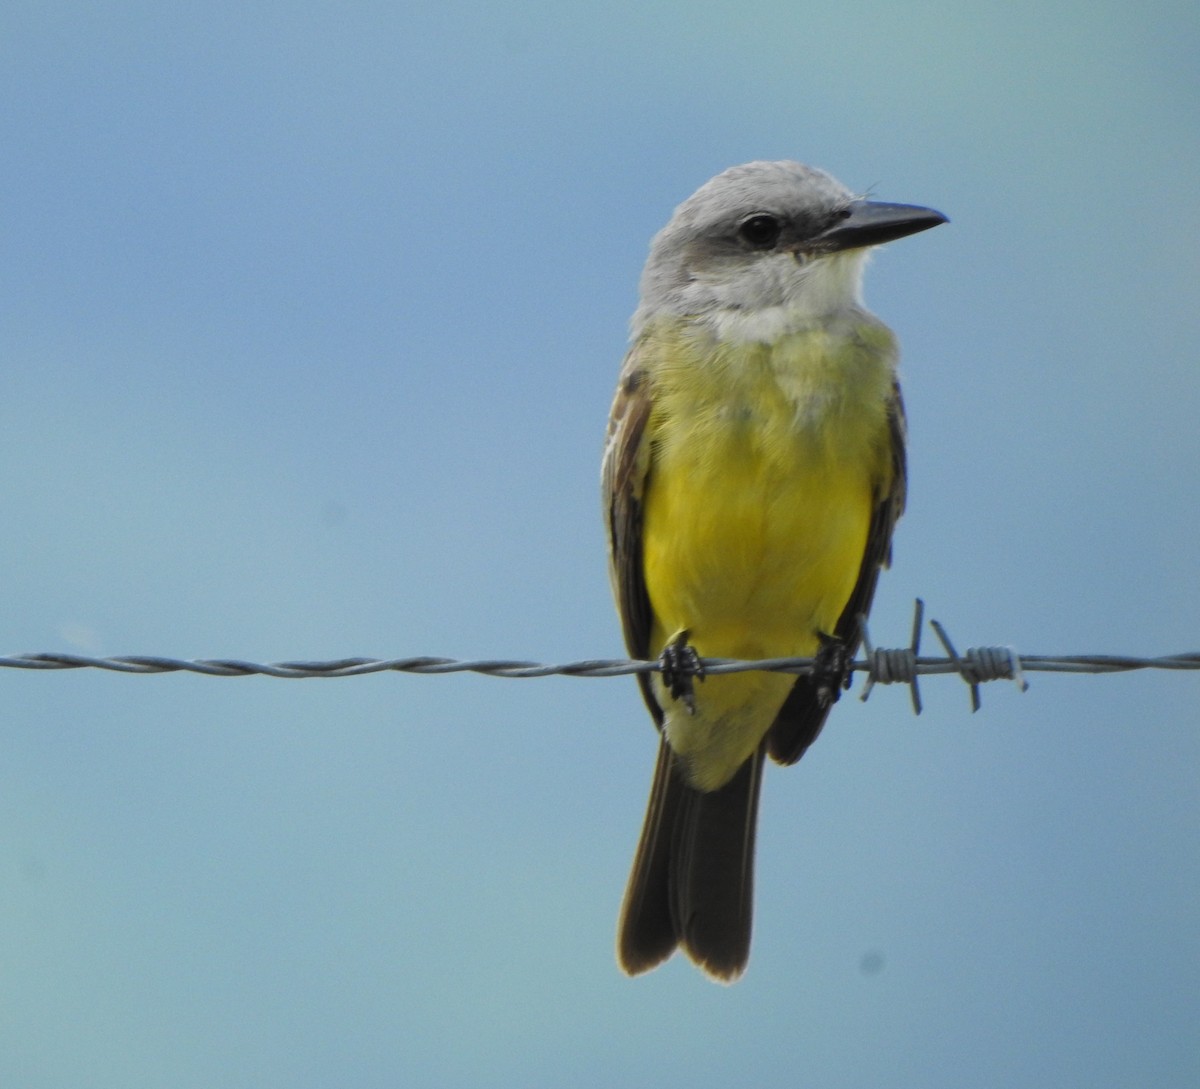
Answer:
[{"left": 602, "top": 161, "right": 945, "bottom": 981}]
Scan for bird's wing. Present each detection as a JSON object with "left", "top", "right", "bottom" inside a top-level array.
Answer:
[{"left": 601, "top": 343, "right": 661, "bottom": 724}]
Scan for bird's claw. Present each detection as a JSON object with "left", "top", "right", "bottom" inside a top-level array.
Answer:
[
  {"left": 659, "top": 631, "right": 704, "bottom": 714},
  {"left": 813, "top": 632, "right": 852, "bottom": 708}
]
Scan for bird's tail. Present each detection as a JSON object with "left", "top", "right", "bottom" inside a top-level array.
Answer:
[{"left": 617, "top": 738, "right": 765, "bottom": 982}]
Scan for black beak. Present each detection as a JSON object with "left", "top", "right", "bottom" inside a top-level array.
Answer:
[{"left": 810, "top": 200, "right": 947, "bottom": 254}]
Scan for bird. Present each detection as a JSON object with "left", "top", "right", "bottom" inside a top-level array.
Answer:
[{"left": 602, "top": 160, "right": 945, "bottom": 981}]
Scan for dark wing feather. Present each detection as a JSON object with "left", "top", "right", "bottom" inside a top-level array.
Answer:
[{"left": 601, "top": 345, "right": 660, "bottom": 724}]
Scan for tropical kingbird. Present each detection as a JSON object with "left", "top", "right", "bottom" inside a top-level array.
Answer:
[{"left": 602, "top": 160, "right": 945, "bottom": 981}]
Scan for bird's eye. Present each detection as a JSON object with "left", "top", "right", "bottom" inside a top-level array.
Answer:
[{"left": 738, "top": 214, "right": 782, "bottom": 248}]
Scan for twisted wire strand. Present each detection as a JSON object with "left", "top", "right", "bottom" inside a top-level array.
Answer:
[
  {"left": 3, "top": 650, "right": 1196, "bottom": 679},
  {"left": 1, "top": 597, "right": 1196, "bottom": 713}
]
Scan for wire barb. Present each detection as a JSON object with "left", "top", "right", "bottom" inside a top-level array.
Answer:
[
  {"left": 859, "top": 598, "right": 924, "bottom": 713},
  {"left": 928, "top": 618, "right": 1030, "bottom": 712}
]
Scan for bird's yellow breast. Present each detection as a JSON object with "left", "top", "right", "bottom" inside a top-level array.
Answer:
[{"left": 638, "top": 320, "right": 897, "bottom": 786}]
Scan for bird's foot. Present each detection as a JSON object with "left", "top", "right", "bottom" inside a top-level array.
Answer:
[
  {"left": 659, "top": 630, "right": 704, "bottom": 714},
  {"left": 813, "top": 632, "right": 852, "bottom": 708}
]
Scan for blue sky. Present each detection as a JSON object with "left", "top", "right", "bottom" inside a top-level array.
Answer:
[{"left": 2, "top": 2, "right": 1197, "bottom": 1086}]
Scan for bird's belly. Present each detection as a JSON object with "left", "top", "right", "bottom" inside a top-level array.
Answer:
[
  {"left": 640, "top": 410, "right": 877, "bottom": 789},
  {"left": 632, "top": 322, "right": 897, "bottom": 788},
  {"left": 642, "top": 429, "right": 874, "bottom": 659}
]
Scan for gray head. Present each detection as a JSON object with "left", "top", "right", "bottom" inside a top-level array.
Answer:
[{"left": 632, "top": 160, "right": 945, "bottom": 342}]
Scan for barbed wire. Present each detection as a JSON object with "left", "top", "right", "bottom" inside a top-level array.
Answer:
[{"left": 1, "top": 601, "right": 1196, "bottom": 713}]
